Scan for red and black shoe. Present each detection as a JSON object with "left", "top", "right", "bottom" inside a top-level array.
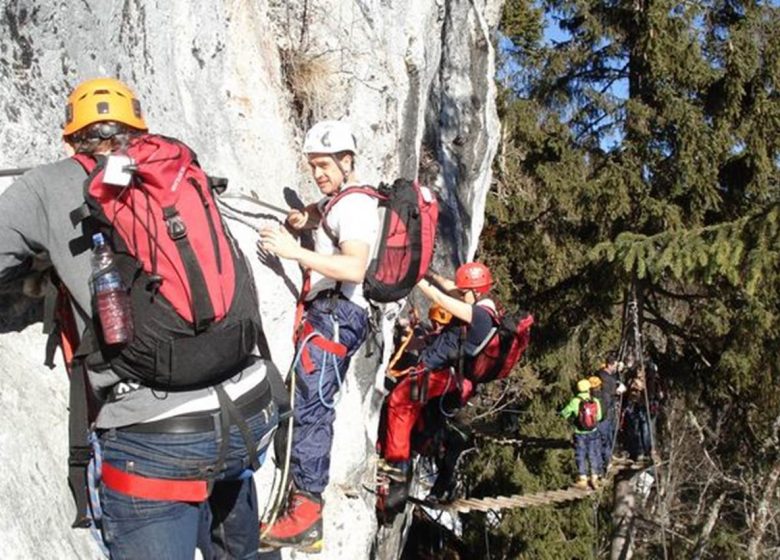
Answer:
[{"left": 260, "top": 489, "right": 323, "bottom": 553}]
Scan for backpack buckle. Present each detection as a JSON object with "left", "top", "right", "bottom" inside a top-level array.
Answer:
[{"left": 164, "top": 211, "right": 188, "bottom": 240}]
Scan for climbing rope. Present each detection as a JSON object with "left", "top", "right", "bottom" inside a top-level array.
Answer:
[
  {"left": 259, "top": 331, "right": 319, "bottom": 538},
  {"left": 625, "top": 275, "right": 668, "bottom": 560}
]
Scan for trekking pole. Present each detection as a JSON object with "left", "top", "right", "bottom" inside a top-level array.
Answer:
[{"left": 0, "top": 167, "right": 31, "bottom": 178}]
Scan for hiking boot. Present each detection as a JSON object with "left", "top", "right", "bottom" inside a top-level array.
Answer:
[
  {"left": 260, "top": 489, "right": 323, "bottom": 553},
  {"left": 574, "top": 475, "right": 589, "bottom": 489},
  {"left": 590, "top": 474, "right": 601, "bottom": 489},
  {"left": 376, "top": 477, "right": 410, "bottom": 526}
]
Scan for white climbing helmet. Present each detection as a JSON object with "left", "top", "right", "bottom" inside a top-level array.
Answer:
[{"left": 303, "top": 120, "right": 357, "bottom": 155}]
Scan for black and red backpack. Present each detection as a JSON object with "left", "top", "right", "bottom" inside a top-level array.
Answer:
[
  {"left": 465, "top": 307, "right": 534, "bottom": 383},
  {"left": 68, "top": 133, "right": 266, "bottom": 389},
  {"left": 321, "top": 178, "right": 438, "bottom": 303}
]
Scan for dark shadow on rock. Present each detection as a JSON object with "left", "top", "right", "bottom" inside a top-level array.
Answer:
[
  {"left": 255, "top": 248, "right": 299, "bottom": 299},
  {"left": 0, "top": 276, "right": 44, "bottom": 333}
]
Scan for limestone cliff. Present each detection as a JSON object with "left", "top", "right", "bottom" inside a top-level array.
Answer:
[{"left": 0, "top": 1, "right": 503, "bottom": 558}]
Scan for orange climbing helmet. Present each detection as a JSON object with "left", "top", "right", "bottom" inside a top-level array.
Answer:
[
  {"left": 588, "top": 375, "right": 602, "bottom": 389},
  {"left": 455, "top": 262, "right": 492, "bottom": 294},
  {"left": 63, "top": 78, "right": 147, "bottom": 137},
  {"left": 428, "top": 303, "right": 453, "bottom": 326}
]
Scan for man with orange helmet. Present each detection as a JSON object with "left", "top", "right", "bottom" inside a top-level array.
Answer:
[
  {"left": 377, "top": 262, "right": 500, "bottom": 511},
  {"left": 0, "top": 78, "right": 279, "bottom": 558}
]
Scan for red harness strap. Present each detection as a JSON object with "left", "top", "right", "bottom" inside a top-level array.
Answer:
[
  {"left": 102, "top": 462, "right": 209, "bottom": 502},
  {"left": 299, "top": 321, "right": 348, "bottom": 374}
]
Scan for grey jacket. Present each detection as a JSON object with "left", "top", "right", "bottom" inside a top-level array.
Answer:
[{"left": 0, "top": 158, "right": 266, "bottom": 428}]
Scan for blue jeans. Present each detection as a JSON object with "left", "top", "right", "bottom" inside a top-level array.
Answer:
[
  {"left": 597, "top": 416, "right": 615, "bottom": 466},
  {"left": 626, "top": 404, "right": 653, "bottom": 459},
  {"left": 574, "top": 430, "right": 602, "bottom": 476},
  {"left": 99, "top": 400, "right": 278, "bottom": 560},
  {"left": 291, "top": 297, "right": 368, "bottom": 494}
]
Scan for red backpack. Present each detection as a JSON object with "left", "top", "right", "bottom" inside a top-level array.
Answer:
[
  {"left": 321, "top": 178, "right": 438, "bottom": 303},
  {"left": 577, "top": 399, "right": 599, "bottom": 430},
  {"left": 466, "top": 308, "right": 534, "bottom": 383},
  {"left": 69, "top": 134, "right": 265, "bottom": 389}
]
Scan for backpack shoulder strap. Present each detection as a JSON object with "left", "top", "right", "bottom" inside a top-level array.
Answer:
[
  {"left": 68, "top": 154, "right": 105, "bottom": 226},
  {"left": 476, "top": 299, "right": 500, "bottom": 323},
  {"left": 71, "top": 153, "right": 98, "bottom": 174},
  {"left": 41, "top": 276, "right": 94, "bottom": 527},
  {"left": 320, "top": 185, "right": 379, "bottom": 245}
]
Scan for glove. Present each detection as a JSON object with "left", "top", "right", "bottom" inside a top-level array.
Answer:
[{"left": 616, "top": 382, "right": 627, "bottom": 395}]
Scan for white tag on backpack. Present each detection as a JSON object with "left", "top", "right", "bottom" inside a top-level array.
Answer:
[{"left": 103, "top": 155, "right": 134, "bottom": 187}]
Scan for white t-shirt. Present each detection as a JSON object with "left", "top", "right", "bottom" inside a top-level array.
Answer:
[{"left": 307, "top": 187, "right": 379, "bottom": 309}]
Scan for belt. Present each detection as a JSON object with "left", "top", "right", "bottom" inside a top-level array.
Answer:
[{"left": 122, "top": 378, "right": 273, "bottom": 434}]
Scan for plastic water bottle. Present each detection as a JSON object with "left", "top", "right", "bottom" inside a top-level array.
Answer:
[{"left": 91, "top": 233, "right": 133, "bottom": 345}]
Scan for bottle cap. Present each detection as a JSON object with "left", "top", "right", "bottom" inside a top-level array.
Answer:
[{"left": 92, "top": 233, "right": 105, "bottom": 247}]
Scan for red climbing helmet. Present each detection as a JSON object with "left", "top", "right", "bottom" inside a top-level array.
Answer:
[{"left": 455, "top": 262, "right": 492, "bottom": 294}]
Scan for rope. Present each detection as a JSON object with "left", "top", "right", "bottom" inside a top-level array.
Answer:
[
  {"left": 438, "top": 368, "right": 458, "bottom": 418},
  {"left": 218, "top": 193, "right": 289, "bottom": 215},
  {"left": 0, "top": 167, "right": 30, "bottom": 177},
  {"left": 317, "top": 315, "right": 346, "bottom": 410},
  {"left": 259, "top": 331, "right": 319, "bottom": 538},
  {"left": 628, "top": 275, "right": 668, "bottom": 560}
]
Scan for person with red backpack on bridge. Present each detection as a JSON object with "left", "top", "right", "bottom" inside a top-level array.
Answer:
[
  {"left": 0, "top": 78, "right": 280, "bottom": 559},
  {"left": 376, "top": 263, "right": 533, "bottom": 512},
  {"left": 561, "top": 378, "right": 604, "bottom": 489}
]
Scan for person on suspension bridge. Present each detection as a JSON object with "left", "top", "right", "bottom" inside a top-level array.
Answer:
[
  {"left": 377, "top": 264, "right": 533, "bottom": 511},
  {"left": 592, "top": 351, "right": 627, "bottom": 469},
  {"left": 258, "top": 120, "right": 378, "bottom": 553},
  {"left": 0, "top": 78, "right": 281, "bottom": 558},
  {"left": 561, "top": 378, "right": 604, "bottom": 489},
  {"left": 623, "top": 358, "right": 662, "bottom": 462}
]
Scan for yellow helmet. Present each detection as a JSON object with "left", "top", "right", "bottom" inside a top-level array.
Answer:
[
  {"left": 63, "top": 78, "right": 147, "bottom": 137},
  {"left": 588, "top": 375, "right": 602, "bottom": 389},
  {"left": 577, "top": 379, "right": 591, "bottom": 392},
  {"left": 428, "top": 303, "right": 453, "bottom": 326}
]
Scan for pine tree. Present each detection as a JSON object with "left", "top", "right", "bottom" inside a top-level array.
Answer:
[{"left": 463, "top": 0, "right": 780, "bottom": 557}]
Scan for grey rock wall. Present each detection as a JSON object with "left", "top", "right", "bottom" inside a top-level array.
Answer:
[{"left": 0, "top": 1, "right": 503, "bottom": 558}]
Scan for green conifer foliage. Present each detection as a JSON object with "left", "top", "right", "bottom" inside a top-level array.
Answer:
[{"left": 466, "top": 0, "right": 780, "bottom": 557}]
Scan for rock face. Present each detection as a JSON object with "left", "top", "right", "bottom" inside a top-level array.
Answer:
[{"left": 0, "top": 1, "right": 503, "bottom": 558}]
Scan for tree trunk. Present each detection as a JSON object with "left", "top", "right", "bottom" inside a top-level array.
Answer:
[
  {"left": 747, "top": 462, "right": 780, "bottom": 560},
  {"left": 611, "top": 475, "right": 637, "bottom": 560},
  {"left": 692, "top": 491, "right": 726, "bottom": 560}
]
